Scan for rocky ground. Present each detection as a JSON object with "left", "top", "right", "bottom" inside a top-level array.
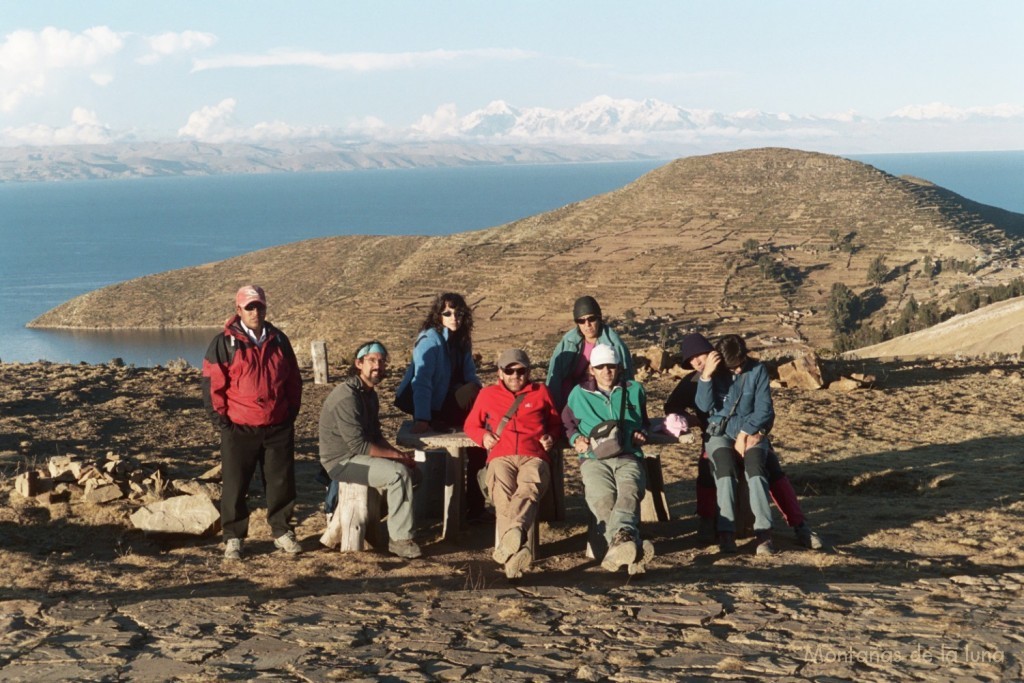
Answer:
[{"left": 2, "top": 356, "right": 1024, "bottom": 681}]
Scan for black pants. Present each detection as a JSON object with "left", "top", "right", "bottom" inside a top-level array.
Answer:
[{"left": 220, "top": 422, "right": 296, "bottom": 540}]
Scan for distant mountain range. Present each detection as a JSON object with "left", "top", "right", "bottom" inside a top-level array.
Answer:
[
  {"left": 30, "top": 148, "right": 1024, "bottom": 362},
  {"left": 0, "top": 139, "right": 657, "bottom": 183},
  {"left": 10, "top": 95, "right": 1020, "bottom": 183}
]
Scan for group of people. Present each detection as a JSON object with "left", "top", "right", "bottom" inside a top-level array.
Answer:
[{"left": 202, "top": 286, "right": 822, "bottom": 578}]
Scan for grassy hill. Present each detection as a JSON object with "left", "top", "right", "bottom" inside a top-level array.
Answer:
[{"left": 30, "top": 147, "right": 1024, "bottom": 363}]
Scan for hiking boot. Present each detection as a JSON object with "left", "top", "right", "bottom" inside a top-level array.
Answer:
[
  {"left": 601, "top": 529, "right": 638, "bottom": 572},
  {"left": 795, "top": 523, "right": 823, "bottom": 550},
  {"left": 223, "top": 538, "right": 243, "bottom": 561},
  {"left": 274, "top": 531, "right": 302, "bottom": 555},
  {"left": 493, "top": 528, "right": 523, "bottom": 566},
  {"left": 755, "top": 531, "right": 779, "bottom": 556},
  {"left": 718, "top": 532, "right": 737, "bottom": 554},
  {"left": 697, "top": 517, "right": 717, "bottom": 545},
  {"left": 505, "top": 546, "right": 533, "bottom": 580},
  {"left": 389, "top": 538, "right": 423, "bottom": 560},
  {"left": 627, "top": 539, "right": 656, "bottom": 576}
]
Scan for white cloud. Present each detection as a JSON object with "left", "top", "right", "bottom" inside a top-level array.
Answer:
[
  {"left": 177, "top": 98, "right": 238, "bottom": 140},
  {"left": 191, "top": 47, "right": 534, "bottom": 73},
  {"left": 177, "top": 98, "right": 330, "bottom": 142},
  {"left": 889, "top": 102, "right": 1024, "bottom": 121},
  {"left": 3, "top": 107, "right": 113, "bottom": 145},
  {"left": 138, "top": 30, "right": 217, "bottom": 65},
  {"left": 0, "top": 26, "right": 123, "bottom": 111}
]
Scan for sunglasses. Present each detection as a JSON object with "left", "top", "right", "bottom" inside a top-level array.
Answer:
[
  {"left": 243, "top": 302, "right": 265, "bottom": 311},
  {"left": 576, "top": 315, "right": 599, "bottom": 325},
  {"left": 502, "top": 366, "right": 528, "bottom": 376},
  {"left": 441, "top": 310, "right": 466, "bottom": 318},
  {"left": 593, "top": 364, "right": 617, "bottom": 371}
]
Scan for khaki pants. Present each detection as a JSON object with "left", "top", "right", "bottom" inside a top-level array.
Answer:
[{"left": 485, "top": 456, "right": 551, "bottom": 541}]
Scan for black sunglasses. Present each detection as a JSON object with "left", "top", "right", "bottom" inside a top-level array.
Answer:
[
  {"left": 243, "top": 302, "right": 265, "bottom": 311},
  {"left": 441, "top": 310, "right": 466, "bottom": 318},
  {"left": 576, "top": 315, "right": 599, "bottom": 324},
  {"left": 502, "top": 366, "right": 528, "bottom": 376}
]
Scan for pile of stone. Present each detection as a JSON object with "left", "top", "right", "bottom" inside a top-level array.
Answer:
[
  {"left": 14, "top": 452, "right": 166, "bottom": 506},
  {"left": 12, "top": 454, "right": 223, "bottom": 536},
  {"left": 774, "top": 353, "right": 877, "bottom": 392}
]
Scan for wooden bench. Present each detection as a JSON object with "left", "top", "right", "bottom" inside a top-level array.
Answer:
[{"left": 319, "top": 482, "right": 385, "bottom": 552}]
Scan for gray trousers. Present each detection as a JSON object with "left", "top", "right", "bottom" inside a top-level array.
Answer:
[
  {"left": 329, "top": 454, "right": 417, "bottom": 542},
  {"left": 707, "top": 435, "right": 773, "bottom": 533},
  {"left": 580, "top": 456, "right": 646, "bottom": 545}
]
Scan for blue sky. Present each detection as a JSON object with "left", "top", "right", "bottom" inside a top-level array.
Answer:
[{"left": 2, "top": 1, "right": 1023, "bottom": 153}]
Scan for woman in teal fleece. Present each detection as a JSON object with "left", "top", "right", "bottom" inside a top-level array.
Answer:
[
  {"left": 563, "top": 343, "right": 653, "bottom": 574},
  {"left": 546, "top": 296, "right": 634, "bottom": 411}
]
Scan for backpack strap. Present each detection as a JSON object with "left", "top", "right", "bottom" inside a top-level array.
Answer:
[{"left": 493, "top": 392, "right": 528, "bottom": 441}]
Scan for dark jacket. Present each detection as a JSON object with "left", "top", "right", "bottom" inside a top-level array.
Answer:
[{"left": 319, "top": 375, "right": 383, "bottom": 479}]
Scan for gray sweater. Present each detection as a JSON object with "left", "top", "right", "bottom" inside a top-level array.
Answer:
[{"left": 319, "top": 375, "right": 383, "bottom": 478}]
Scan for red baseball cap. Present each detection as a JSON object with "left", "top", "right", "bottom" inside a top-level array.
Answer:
[{"left": 235, "top": 285, "right": 267, "bottom": 308}]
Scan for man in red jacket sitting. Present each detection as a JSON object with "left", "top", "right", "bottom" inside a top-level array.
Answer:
[
  {"left": 202, "top": 284, "right": 303, "bottom": 561},
  {"left": 464, "top": 349, "right": 562, "bottom": 579}
]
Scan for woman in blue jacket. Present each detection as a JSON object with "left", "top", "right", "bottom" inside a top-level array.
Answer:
[
  {"left": 695, "top": 334, "right": 778, "bottom": 556},
  {"left": 396, "top": 292, "right": 487, "bottom": 518}
]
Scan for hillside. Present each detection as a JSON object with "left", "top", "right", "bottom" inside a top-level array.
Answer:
[
  {"left": 30, "top": 148, "right": 1024, "bottom": 362},
  {"left": 846, "top": 295, "right": 1024, "bottom": 359}
]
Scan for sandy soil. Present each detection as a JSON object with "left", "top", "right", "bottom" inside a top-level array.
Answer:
[{"left": 2, "top": 356, "right": 1024, "bottom": 680}]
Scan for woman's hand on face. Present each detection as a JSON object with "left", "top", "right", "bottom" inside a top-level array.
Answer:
[{"left": 702, "top": 351, "right": 722, "bottom": 380}]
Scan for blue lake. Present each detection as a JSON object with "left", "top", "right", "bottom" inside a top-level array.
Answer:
[{"left": 2, "top": 151, "right": 1022, "bottom": 366}]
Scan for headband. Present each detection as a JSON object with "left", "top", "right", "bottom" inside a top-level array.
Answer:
[{"left": 356, "top": 342, "right": 388, "bottom": 360}]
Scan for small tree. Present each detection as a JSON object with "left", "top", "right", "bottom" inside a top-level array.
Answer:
[
  {"left": 826, "top": 282, "right": 860, "bottom": 335},
  {"left": 742, "top": 238, "right": 760, "bottom": 258},
  {"left": 922, "top": 254, "right": 934, "bottom": 279},
  {"left": 867, "top": 255, "right": 888, "bottom": 286}
]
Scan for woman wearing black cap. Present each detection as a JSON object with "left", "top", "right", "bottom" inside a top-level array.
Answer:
[
  {"left": 666, "top": 333, "right": 822, "bottom": 552},
  {"left": 696, "top": 334, "right": 823, "bottom": 555},
  {"left": 545, "top": 295, "right": 635, "bottom": 411}
]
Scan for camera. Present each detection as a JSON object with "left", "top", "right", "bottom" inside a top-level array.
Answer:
[{"left": 705, "top": 420, "right": 728, "bottom": 437}]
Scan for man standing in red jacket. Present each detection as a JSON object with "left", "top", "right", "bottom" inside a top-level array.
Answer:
[
  {"left": 202, "top": 285, "right": 303, "bottom": 561},
  {"left": 464, "top": 349, "right": 561, "bottom": 579}
]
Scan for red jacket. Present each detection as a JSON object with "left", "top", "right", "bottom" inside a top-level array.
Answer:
[
  {"left": 202, "top": 316, "right": 302, "bottom": 428},
  {"left": 463, "top": 381, "right": 561, "bottom": 463}
]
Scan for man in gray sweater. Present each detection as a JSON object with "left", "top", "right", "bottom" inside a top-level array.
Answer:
[{"left": 319, "top": 340, "right": 421, "bottom": 559}]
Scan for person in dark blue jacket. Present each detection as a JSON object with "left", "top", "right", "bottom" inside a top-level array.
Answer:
[{"left": 696, "top": 334, "right": 779, "bottom": 555}]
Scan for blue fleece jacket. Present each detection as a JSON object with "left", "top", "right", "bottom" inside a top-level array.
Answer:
[
  {"left": 695, "top": 360, "right": 775, "bottom": 439},
  {"left": 396, "top": 327, "right": 480, "bottom": 422}
]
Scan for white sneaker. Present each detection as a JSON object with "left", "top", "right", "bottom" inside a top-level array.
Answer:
[
  {"left": 274, "top": 531, "right": 302, "bottom": 554},
  {"left": 223, "top": 538, "right": 243, "bottom": 561}
]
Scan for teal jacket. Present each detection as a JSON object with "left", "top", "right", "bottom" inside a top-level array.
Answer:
[
  {"left": 563, "top": 379, "right": 649, "bottom": 460},
  {"left": 545, "top": 325, "right": 634, "bottom": 410}
]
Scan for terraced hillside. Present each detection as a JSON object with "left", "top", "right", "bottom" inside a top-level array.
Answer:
[{"left": 31, "top": 148, "right": 1024, "bottom": 362}]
